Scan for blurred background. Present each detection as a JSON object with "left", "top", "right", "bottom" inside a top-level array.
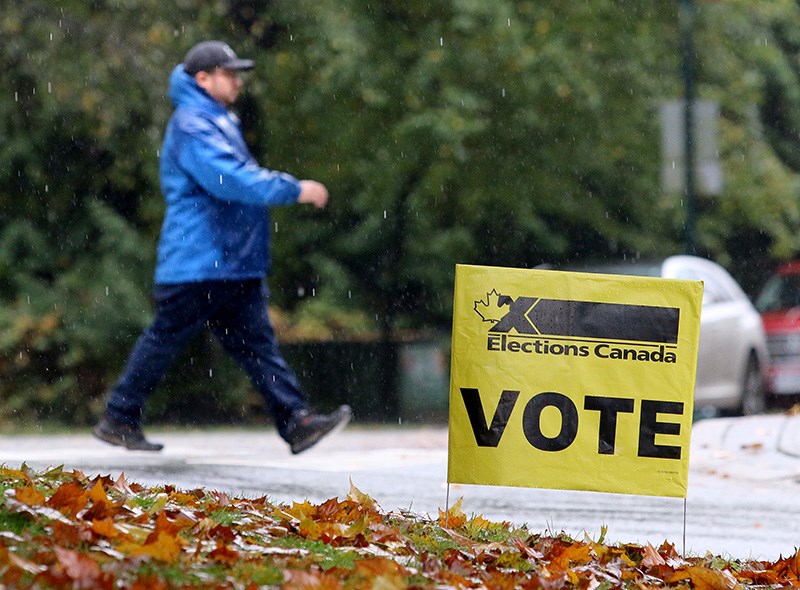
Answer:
[{"left": 2, "top": 0, "right": 800, "bottom": 428}]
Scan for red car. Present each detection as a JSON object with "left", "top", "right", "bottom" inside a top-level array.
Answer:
[{"left": 755, "top": 261, "right": 800, "bottom": 400}]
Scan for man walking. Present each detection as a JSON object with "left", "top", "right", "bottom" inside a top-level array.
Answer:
[{"left": 93, "top": 40, "right": 351, "bottom": 453}]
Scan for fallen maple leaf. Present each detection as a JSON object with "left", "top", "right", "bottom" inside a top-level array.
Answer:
[
  {"left": 513, "top": 537, "right": 544, "bottom": 560},
  {"left": 283, "top": 569, "right": 343, "bottom": 590},
  {"left": 671, "top": 565, "right": 739, "bottom": 590},
  {"left": 15, "top": 485, "right": 46, "bottom": 506},
  {"left": 50, "top": 520, "right": 92, "bottom": 546},
  {"left": 208, "top": 542, "right": 240, "bottom": 565},
  {"left": 117, "top": 531, "right": 182, "bottom": 563},
  {"left": 438, "top": 497, "right": 467, "bottom": 528},
  {"left": 347, "top": 480, "right": 380, "bottom": 512},
  {"left": 90, "top": 517, "right": 122, "bottom": 539},
  {"left": 46, "top": 482, "right": 89, "bottom": 517},
  {"left": 641, "top": 542, "right": 667, "bottom": 568},
  {"left": 772, "top": 549, "right": 800, "bottom": 580},
  {"left": 51, "top": 546, "right": 107, "bottom": 589},
  {"left": 548, "top": 541, "right": 593, "bottom": 571}
]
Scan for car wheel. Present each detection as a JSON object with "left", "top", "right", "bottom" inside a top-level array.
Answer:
[{"left": 738, "top": 354, "right": 765, "bottom": 416}]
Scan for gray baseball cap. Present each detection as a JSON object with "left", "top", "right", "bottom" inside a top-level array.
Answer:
[{"left": 183, "top": 41, "right": 255, "bottom": 76}]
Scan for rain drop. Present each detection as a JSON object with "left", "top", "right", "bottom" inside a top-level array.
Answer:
[
  {"left": 105, "top": 286, "right": 109, "bottom": 296},
  {"left": 275, "top": 222, "right": 279, "bottom": 232},
  {"left": 383, "top": 210, "right": 387, "bottom": 219}
]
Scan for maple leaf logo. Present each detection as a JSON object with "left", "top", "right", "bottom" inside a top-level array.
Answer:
[{"left": 474, "top": 289, "right": 512, "bottom": 323}]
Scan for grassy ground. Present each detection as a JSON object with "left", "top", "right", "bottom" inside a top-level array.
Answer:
[{"left": 0, "top": 466, "right": 798, "bottom": 589}]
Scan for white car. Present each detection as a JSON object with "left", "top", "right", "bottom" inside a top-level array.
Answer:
[{"left": 560, "top": 255, "right": 769, "bottom": 415}]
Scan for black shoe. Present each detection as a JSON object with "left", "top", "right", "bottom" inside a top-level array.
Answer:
[
  {"left": 286, "top": 405, "right": 352, "bottom": 455},
  {"left": 92, "top": 415, "right": 164, "bottom": 452}
]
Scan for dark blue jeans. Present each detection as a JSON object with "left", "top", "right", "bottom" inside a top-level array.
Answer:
[{"left": 104, "top": 279, "right": 307, "bottom": 440}]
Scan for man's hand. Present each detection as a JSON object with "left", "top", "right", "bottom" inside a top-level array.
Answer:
[{"left": 297, "top": 180, "right": 329, "bottom": 209}]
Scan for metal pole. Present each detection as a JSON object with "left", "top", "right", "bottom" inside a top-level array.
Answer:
[{"left": 680, "top": 0, "right": 696, "bottom": 254}]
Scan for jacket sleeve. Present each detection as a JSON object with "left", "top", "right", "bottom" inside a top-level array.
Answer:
[{"left": 175, "top": 113, "right": 301, "bottom": 207}]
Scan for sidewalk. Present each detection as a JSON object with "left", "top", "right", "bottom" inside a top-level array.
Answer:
[
  {"left": 2, "top": 414, "right": 800, "bottom": 499},
  {"left": 1, "top": 414, "right": 798, "bottom": 485},
  {"left": 690, "top": 412, "right": 800, "bottom": 483}
]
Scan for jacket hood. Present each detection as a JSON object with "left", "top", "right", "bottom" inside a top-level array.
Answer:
[{"left": 167, "top": 64, "right": 222, "bottom": 112}]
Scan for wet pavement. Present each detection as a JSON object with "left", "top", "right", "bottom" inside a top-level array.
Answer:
[{"left": 1, "top": 414, "right": 799, "bottom": 561}]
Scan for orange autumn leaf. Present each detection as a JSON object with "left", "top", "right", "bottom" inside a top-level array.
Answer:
[
  {"left": 145, "top": 511, "right": 190, "bottom": 543},
  {"left": 671, "top": 566, "right": 738, "bottom": 590},
  {"left": 87, "top": 479, "right": 110, "bottom": 505},
  {"left": 117, "top": 531, "right": 183, "bottom": 563},
  {"left": 549, "top": 542, "right": 593, "bottom": 571},
  {"left": 773, "top": 550, "right": 800, "bottom": 581},
  {"left": 91, "top": 518, "right": 122, "bottom": 539},
  {"left": 296, "top": 518, "right": 321, "bottom": 541},
  {"left": 354, "top": 556, "right": 408, "bottom": 577},
  {"left": 0, "top": 467, "right": 30, "bottom": 481},
  {"left": 658, "top": 540, "right": 682, "bottom": 561},
  {"left": 15, "top": 485, "right": 46, "bottom": 506},
  {"left": 168, "top": 491, "right": 200, "bottom": 506},
  {"left": 316, "top": 497, "right": 346, "bottom": 522},
  {"left": 284, "top": 569, "right": 343, "bottom": 590},
  {"left": 208, "top": 543, "right": 240, "bottom": 565},
  {"left": 47, "top": 482, "right": 89, "bottom": 517},
  {"left": 438, "top": 497, "right": 467, "bottom": 528},
  {"left": 278, "top": 500, "right": 317, "bottom": 522}
]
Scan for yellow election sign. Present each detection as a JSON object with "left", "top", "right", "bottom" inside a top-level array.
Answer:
[{"left": 447, "top": 264, "right": 703, "bottom": 498}]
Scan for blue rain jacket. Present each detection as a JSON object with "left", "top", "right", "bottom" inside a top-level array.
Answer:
[{"left": 154, "top": 65, "right": 301, "bottom": 285}]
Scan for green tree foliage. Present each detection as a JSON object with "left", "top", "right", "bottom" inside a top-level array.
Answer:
[{"left": 1, "top": 0, "right": 800, "bottom": 424}]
